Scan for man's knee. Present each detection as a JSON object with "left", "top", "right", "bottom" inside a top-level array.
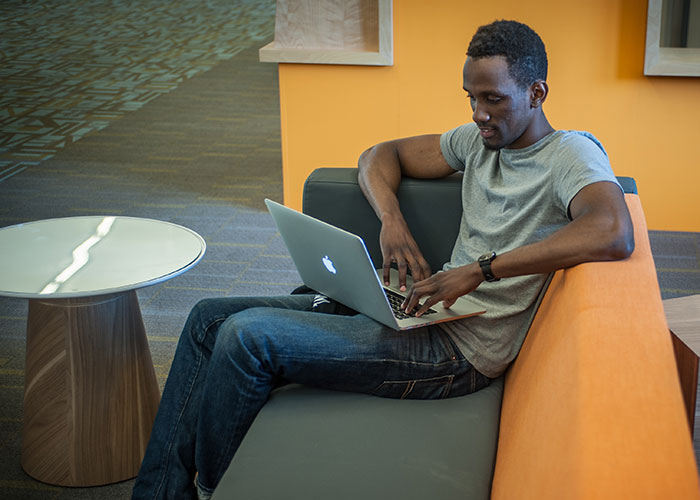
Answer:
[
  {"left": 184, "top": 298, "right": 241, "bottom": 348},
  {"left": 217, "top": 308, "right": 268, "bottom": 345},
  {"left": 214, "top": 307, "right": 294, "bottom": 365},
  {"left": 186, "top": 298, "right": 219, "bottom": 327}
]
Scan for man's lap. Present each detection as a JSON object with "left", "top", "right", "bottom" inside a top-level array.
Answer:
[{"left": 197, "top": 294, "right": 490, "bottom": 399}]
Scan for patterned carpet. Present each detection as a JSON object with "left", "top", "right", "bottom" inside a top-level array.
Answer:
[
  {"left": 1, "top": 0, "right": 274, "bottom": 183},
  {"left": 651, "top": 232, "right": 700, "bottom": 299},
  {"left": 0, "top": 1, "right": 699, "bottom": 499}
]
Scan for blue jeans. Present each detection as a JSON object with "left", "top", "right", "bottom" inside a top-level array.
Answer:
[{"left": 131, "top": 295, "right": 490, "bottom": 500}]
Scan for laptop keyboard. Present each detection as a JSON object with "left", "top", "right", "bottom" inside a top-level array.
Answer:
[{"left": 384, "top": 288, "right": 437, "bottom": 319}]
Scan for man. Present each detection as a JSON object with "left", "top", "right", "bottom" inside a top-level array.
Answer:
[{"left": 132, "top": 19, "right": 634, "bottom": 500}]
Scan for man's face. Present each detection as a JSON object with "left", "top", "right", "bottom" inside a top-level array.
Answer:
[{"left": 462, "top": 56, "right": 536, "bottom": 150}]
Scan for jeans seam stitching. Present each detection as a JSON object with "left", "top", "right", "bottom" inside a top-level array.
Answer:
[
  {"left": 271, "top": 353, "right": 465, "bottom": 368},
  {"left": 443, "top": 374, "right": 454, "bottom": 398},
  {"left": 400, "top": 380, "right": 415, "bottom": 399}
]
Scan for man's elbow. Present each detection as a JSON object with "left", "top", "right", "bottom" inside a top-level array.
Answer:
[
  {"left": 608, "top": 234, "right": 635, "bottom": 260},
  {"left": 603, "top": 225, "right": 635, "bottom": 261}
]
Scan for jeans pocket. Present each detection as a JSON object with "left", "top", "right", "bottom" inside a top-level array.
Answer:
[{"left": 372, "top": 374, "right": 455, "bottom": 400}]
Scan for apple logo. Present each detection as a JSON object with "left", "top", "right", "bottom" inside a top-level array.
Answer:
[{"left": 322, "top": 255, "right": 337, "bottom": 274}]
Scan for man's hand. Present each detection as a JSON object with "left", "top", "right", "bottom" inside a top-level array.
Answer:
[
  {"left": 379, "top": 213, "right": 432, "bottom": 290},
  {"left": 357, "top": 134, "right": 455, "bottom": 291},
  {"left": 401, "top": 264, "right": 484, "bottom": 317}
]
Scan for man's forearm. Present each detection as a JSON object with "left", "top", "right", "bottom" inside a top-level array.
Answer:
[
  {"left": 357, "top": 142, "right": 404, "bottom": 222},
  {"left": 358, "top": 134, "right": 455, "bottom": 222},
  {"left": 490, "top": 196, "right": 634, "bottom": 280}
]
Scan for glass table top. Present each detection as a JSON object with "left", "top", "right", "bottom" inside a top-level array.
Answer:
[{"left": 0, "top": 216, "right": 206, "bottom": 299}]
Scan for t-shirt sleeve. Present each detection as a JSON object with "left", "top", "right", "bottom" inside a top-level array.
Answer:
[
  {"left": 553, "top": 131, "right": 622, "bottom": 219},
  {"left": 439, "top": 123, "right": 479, "bottom": 172}
]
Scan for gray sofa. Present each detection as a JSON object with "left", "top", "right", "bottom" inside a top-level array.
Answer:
[{"left": 211, "top": 168, "right": 695, "bottom": 500}]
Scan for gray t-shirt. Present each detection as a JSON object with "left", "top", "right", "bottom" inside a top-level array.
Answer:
[{"left": 437, "top": 123, "right": 620, "bottom": 378}]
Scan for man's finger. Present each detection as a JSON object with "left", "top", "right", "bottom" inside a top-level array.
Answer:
[
  {"left": 416, "top": 295, "right": 441, "bottom": 317},
  {"left": 403, "top": 289, "right": 420, "bottom": 313},
  {"left": 442, "top": 297, "right": 457, "bottom": 309},
  {"left": 403, "top": 250, "right": 428, "bottom": 282},
  {"left": 397, "top": 260, "right": 408, "bottom": 291},
  {"left": 403, "top": 281, "right": 433, "bottom": 313},
  {"left": 401, "top": 285, "right": 413, "bottom": 310},
  {"left": 382, "top": 259, "right": 392, "bottom": 286},
  {"left": 410, "top": 255, "right": 431, "bottom": 282}
]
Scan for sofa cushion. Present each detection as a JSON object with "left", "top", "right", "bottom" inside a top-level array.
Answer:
[{"left": 213, "top": 377, "right": 503, "bottom": 500}]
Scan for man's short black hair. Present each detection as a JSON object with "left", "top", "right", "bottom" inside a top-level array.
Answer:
[{"left": 467, "top": 20, "right": 548, "bottom": 88}]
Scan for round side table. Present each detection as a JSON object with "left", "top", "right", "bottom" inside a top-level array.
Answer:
[{"left": 0, "top": 216, "right": 206, "bottom": 487}]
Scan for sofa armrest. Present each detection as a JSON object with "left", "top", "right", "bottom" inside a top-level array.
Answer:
[{"left": 492, "top": 194, "right": 700, "bottom": 499}]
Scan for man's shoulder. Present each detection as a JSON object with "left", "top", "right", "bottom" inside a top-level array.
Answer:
[
  {"left": 546, "top": 130, "right": 618, "bottom": 195},
  {"left": 550, "top": 129, "right": 608, "bottom": 159},
  {"left": 442, "top": 122, "right": 480, "bottom": 142},
  {"left": 440, "top": 123, "right": 484, "bottom": 171}
]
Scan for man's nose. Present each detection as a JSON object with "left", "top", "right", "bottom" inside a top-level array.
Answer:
[{"left": 472, "top": 103, "right": 489, "bottom": 124}]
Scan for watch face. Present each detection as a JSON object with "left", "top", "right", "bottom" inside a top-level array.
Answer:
[
  {"left": 478, "top": 252, "right": 495, "bottom": 263},
  {"left": 477, "top": 251, "right": 499, "bottom": 282}
]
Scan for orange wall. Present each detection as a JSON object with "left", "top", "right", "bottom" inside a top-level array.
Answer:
[{"left": 277, "top": 0, "right": 700, "bottom": 231}]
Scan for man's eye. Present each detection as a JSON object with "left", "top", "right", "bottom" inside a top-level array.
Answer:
[{"left": 487, "top": 97, "right": 501, "bottom": 104}]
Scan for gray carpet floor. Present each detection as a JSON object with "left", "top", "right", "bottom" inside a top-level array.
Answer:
[{"left": 1, "top": 1, "right": 700, "bottom": 498}]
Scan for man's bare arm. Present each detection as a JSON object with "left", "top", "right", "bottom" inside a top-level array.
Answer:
[
  {"left": 403, "top": 181, "right": 635, "bottom": 315},
  {"left": 358, "top": 135, "right": 455, "bottom": 289}
]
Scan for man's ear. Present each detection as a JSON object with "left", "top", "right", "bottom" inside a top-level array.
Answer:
[{"left": 530, "top": 80, "right": 549, "bottom": 108}]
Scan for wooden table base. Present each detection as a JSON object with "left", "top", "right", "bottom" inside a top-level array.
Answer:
[
  {"left": 21, "top": 290, "right": 161, "bottom": 486},
  {"left": 670, "top": 333, "right": 699, "bottom": 434},
  {"left": 664, "top": 294, "right": 700, "bottom": 438}
]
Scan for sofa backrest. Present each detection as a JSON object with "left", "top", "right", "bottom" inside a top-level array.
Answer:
[
  {"left": 303, "top": 168, "right": 462, "bottom": 273},
  {"left": 491, "top": 194, "right": 700, "bottom": 499}
]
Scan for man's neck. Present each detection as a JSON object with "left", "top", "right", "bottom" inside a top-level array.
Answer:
[{"left": 508, "top": 113, "right": 555, "bottom": 150}]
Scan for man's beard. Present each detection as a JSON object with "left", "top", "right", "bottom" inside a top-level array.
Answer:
[{"left": 482, "top": 138, "right": 504, "bottom": 151}]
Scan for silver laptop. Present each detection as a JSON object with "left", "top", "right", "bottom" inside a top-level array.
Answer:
[{"left": 265, "top": 199, "right": 485, "bottom": 330}]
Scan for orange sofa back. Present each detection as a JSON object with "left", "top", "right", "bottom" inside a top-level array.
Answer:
[{"left": 491, "top": 194, "right": 700, "bottom": 499}]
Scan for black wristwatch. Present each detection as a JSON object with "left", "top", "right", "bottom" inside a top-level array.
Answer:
[{"left": 477, "top": 251, "right": 500, "bottom": 282}]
